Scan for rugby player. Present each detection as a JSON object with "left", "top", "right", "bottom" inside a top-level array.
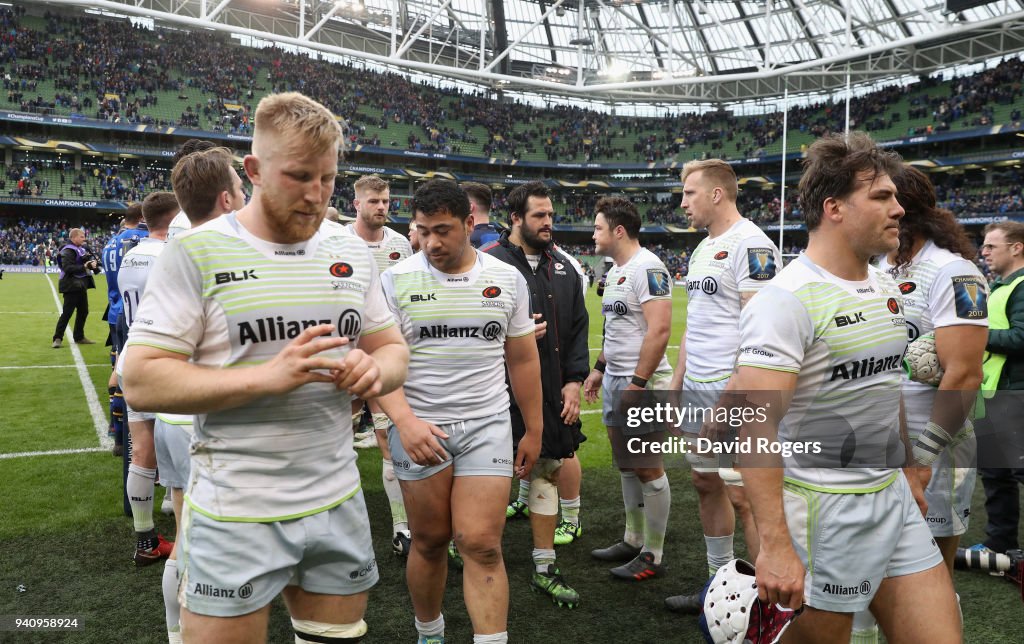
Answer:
[
  {"left": 341, "top": 174, "right": 415, "bottom": 556},
  {"left": 124, "top": 92, "right": 409, "bottom": 644},
  {"left": 583, "top": 196, "right": 674, "bottom": 581},
  {"left": 484, "top": 181, "right": 589, "bottom": 608},
  {"left": 734, "top": 132, "right": 960, "bottom": 643},
  {"left": 665, "top": 159, "right": 780, "bottom": 612},
  {"left": 377, "top": 178, "right": 542, "bottom": 644}
]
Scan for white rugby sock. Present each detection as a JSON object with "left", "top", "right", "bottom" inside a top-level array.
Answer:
[
  {"left": 415, "top": 614, "right": 444, "bottom": 638},
  {"left": 381, "top": 459, "right": 407, "bottom": 533},
  {"left": 641, "top": 474, "right": 671, "bottom": 564},
  {"left": 559, "top": 496, "right": 580, "bottom": 526},
  {"left": 162, "top": 558, "right": 181, "bottom": 642},
  {"left": 532, "top": 548, "right": 556, "bottom": 573},
  {"left": 705, "top": 534, "right": 734, "bottom": 576},
  {"left": 517, "top": 479, "right": 531, "bottom": 505},
  {"left": 127, "top": 464, "right": 157, "bottom": 535},
  {"left": 620, "top": 471, "right": 644, "bottom": 547}
]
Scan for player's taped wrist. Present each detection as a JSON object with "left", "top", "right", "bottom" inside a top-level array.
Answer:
[
  {"left": 630, "top": 374, "right": 648, "bottom": 388},
  {"left": 593, "top": 359, "right": 606, "bottom": 373},
  {"left": 913, "top": 420, "right": 953, "bottom": 466}
]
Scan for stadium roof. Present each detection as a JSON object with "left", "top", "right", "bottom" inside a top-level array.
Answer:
[{"left": 55, "top": 0, "right": 1024, "bottom": 105}]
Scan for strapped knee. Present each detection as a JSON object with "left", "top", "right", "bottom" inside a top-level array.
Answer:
[
  {"left": 292, "top": 618, "right": 367, "bottom": 643},
  {"left": 528, "top": 473, "right": 559, "bottom": 515}
]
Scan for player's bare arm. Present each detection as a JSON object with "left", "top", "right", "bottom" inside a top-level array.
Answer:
[
  {"left": 506, "top": 331, "right": 543, "bottom": 478},
  {"left": 630, "top": 298, "right": 672, "bottom": 388},
  {"left": 732, "top": 365, "right": 803, "bottom": 610}
]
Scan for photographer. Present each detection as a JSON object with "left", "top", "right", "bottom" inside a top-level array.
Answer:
[{"left": 51, "top": 228, "right": 100, "bottom": 348}]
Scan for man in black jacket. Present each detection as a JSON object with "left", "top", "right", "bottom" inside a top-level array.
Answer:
[
  {"left": 52, "top": 227, "right": 100, "bottom": 348},
  {"left": 976, "top": 221, "right": 1024, "bottom": 553},
  {"left": 484, "top": 181, "right": 590, "bottom": 608}
]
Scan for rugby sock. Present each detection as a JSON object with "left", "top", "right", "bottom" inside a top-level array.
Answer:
[
  {"left": 559, "top": 496, "right": 580, "bottom": 526},
  {"left": 127, "top": 464, "right": 157, "bottom": 537},
  {"left": 415, "top": 614, "right": 444, "bottom": 639},
  {"left": 517, "top": 479, "right": 531, "bottom": 505},
  {"left": 532, "top": 548, "right": 556, "bottom": 573},
  {"left": 381, "top": 459, "right": 408, "bottom": 533},
  {"left": 473, "top": 633, "right": 508, "bottom": 643},
  {"left": 850, "top": 611, "right": 878, "bottom": 644},
  {"left": 640, "top": 474, "right": 671, "bottom": 564},
  {"left": 162, "top": 558, "right": 181, "bottom": 642},
  {"left": 705, "top": 534, "right": 734, "bottom": 576},
  {"left": 620, "top": 471, "right": 644, "bottom": 547}
]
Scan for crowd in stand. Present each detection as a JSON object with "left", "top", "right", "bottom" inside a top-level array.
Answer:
[
  {"left": 0, "top": 7, "right": 1022, "bottom": 163},
  {"left": 0, "top": 217, "right": 116, "bottom": 265}
]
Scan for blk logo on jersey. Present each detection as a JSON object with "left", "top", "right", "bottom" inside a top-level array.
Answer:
[
  {"left": 747, "top": 248, "right": 776, "bottom": 281},
  {"left": 214, "top": 269, "right": 258, "bottom": 284},
  {"left": 647, "top": 269, "right": 671, "bottom": 297},
  {"left": 952, "top": 276, "right": 987, "bottom": 319},
  {"left": 337, "top": 309, "right": 362, "bottom": 340},
  {"left": 389, "top": 251, "right": 402, "bottom": 261},
  {"left": 714, "top": 251, "right": 729, "bottom": 260},
  {"left": 886, "top": 298, "right": 901, "bottom": 314},
  {"left": 482, "top": 286, "right": 502, "bottom": 298},
  {"left": 899, "top": 282, "right": 916, "bottom": 295},
  {"left": 330, "top": 262, "right": 353, "bottom": 278}
]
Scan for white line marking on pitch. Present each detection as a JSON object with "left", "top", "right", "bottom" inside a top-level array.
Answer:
[
  {"left": 580, "top": 409, "right": 601, "bottom": 415},
  {"left": 0, "top": 447, "right": 107, "bottom": 460},
  {"left": 44, "top": 275, "right": 112, "bottom": 450},
  {"left": 0, "top": 364, "right": 108, "bottom": 370},
  {"left": 2, "top": 311, "right": 54, "bottom": 314}
]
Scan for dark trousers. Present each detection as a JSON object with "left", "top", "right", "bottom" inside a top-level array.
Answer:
[
  {"left": 976, "top": 392, "right": 1024, "bottom": 552},
  {"left": 53, "top": 290, "right": 88, "bottom": 341},
  {"left": 979, "top": 466, "right": 1024, "bottom": 552}
]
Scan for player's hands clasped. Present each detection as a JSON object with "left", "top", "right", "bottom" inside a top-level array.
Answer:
[
  {"left": 333, "top": 348, "right": 383, "bottom": 399},
  {"left": 260, "top": 324, "right": 347, "bottom": 395}
]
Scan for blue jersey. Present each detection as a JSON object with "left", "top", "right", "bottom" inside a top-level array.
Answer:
[{"left": 101, "top": 226, "right": 149, "bottom": 320}]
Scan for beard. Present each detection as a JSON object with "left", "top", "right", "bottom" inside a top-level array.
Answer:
[
  {"left": 521, "top": 225, "right": 552, "bottom": 252},
  {"left": 259, "top": 191, "right": 324, "bottom": 244}
]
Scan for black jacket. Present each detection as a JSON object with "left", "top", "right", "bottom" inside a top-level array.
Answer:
[
  {"left": 988, "top": 266, "right": 1024, "bottom": 390},
  {"left": 57, "top": 245, "right": 98, "bottom": 294},
  {"left": 484, "top": 233, "right": 589, "bottom": 459}
]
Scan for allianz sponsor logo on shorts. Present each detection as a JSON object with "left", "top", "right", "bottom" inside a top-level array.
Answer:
[
  {"left": 192, "top": 582, "right": 252, "bottom": 598},
  {"left": 822, "top": 581, "right": 871, "bottom": 596},
  {"left": 829, "top": 353, "right": 904, "bottom": 381}
]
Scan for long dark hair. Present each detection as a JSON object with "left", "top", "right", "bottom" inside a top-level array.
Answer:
[{"left": 891, "top": 166, "right": 976, "bottom": 273}]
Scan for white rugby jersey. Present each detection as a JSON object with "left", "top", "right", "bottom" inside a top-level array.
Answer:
[
  {"left": 167, "top": 211, "right": 190, "bottom": 240},
  {"left": 126, "top": 212, "right": 395, "bottom": 522},
  {"left": 118, "top": 237, "right": 166, "bottom": 327},
  {"left": 601, "top": 248, "right": 673, "bottom": 377},
  {"left": 554, "top": 244, "right": 589, "bottom": 293},
  {"left": 738, "top": 255, "right": 908, "bottom": 492},
  {"left": 382, "top": 250, "right": 533, "bottom": 424},
  {"left": 342, "top": 223, "right": 413, "bottom": 272},
  {"left": 877, "top": 241, "right": 988, "bottom": 437},
  {"left": 685, "top": 219, "right": 781, "bottom": 382}
]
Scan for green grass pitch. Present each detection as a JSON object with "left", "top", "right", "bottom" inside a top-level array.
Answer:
[{"left": 0, "top": 272, "right": 1020, "bottom": 643}]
